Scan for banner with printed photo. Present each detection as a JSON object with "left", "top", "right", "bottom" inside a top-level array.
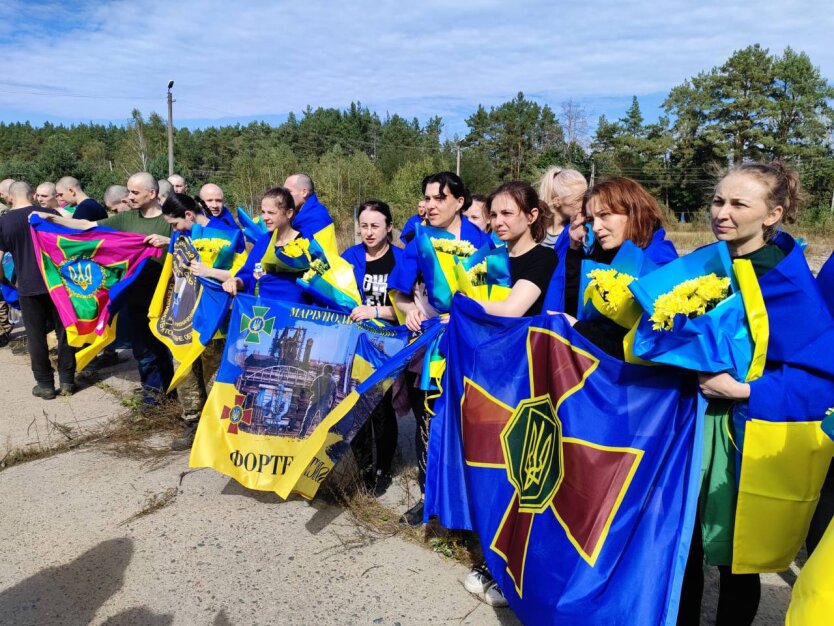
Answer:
[
  {"left": 189, "top": 295, "right": 426, "bottom": 499},
  {"left": 149, "top": 228, "right": 242, "bottom": 390}
]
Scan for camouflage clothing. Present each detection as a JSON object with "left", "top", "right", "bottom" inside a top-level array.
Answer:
[
  {"left": 178, "top": 339, "right": 223, "bottom": 421},
  {"left": 0, "top": 297, "right": 12, "bottom": 336}
]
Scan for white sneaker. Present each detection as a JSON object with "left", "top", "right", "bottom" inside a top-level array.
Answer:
[
  {"left": 483, "top": 581, "right": 509, "bottom": 607},
  {"left": 464, "top": 566, "right": 493, "bottom": 594}
]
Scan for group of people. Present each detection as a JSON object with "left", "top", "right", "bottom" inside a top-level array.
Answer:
[{"left": 1, "top": 160, "right": 832, "bottom": 623}]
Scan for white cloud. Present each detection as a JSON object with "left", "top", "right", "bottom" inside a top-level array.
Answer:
[{"left": 1, "top": 0, "right": 832, "bottom": 131}]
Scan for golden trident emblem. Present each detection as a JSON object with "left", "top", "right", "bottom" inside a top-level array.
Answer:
[
  {"left": 522, "top": 419, "right": 553, "bottom": 491},
  {"left": 68, "top": 262, "right": 94, "bottom": 291}
]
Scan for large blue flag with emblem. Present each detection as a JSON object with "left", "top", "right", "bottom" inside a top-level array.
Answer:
[{"left": 425, "top": 295, "right": 703, "bottom": 625}]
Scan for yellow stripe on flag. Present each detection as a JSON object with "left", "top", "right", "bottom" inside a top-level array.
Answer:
[
  {"left": 732, "top": 258, "right": 769, "bottom": 382},
  {"left": 351, "top": 354, "right": 375, "bottom": 384},
  {"left": 313, "top": 224, "right": 339, "bottom": 259},
  {"left": 732, "top": 419, "right": 834, "bottom": 573},
  {"left": 786, "top": 518, "right": 834, "bottom": 625},
  {"left": 74, "top": 315, "right": 117, "bottom": 372}
]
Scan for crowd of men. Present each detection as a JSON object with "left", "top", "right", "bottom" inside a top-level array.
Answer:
[{"left": 0, "top": 171, "right": 329, "bottom": 450}]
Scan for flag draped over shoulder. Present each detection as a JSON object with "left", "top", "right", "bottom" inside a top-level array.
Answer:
[
  {"left": 292, "top": 193, "right": 338, "bottom": 259},
  {"left": 425, "top": 295, "right": 703, "bottom": 625},
  {"left": 148, "top": 227, "right": 242, "bottom": 390},
  {"left": 29, "top": 215, "right": 161, "bottom": 370},
  {"left": 189, "top": 295, "right": 428, "bottom": 499}
]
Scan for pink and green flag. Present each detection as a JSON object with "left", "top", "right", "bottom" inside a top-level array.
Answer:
[{"left": 29, "top": 215, "right": 162, "bottom": 370}]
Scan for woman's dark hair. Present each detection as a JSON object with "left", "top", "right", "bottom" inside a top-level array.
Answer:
[
  {"left": 194, "top": 196, "right": 210, "bottom": 215},
  {"left": 423, "top": 171, "right": 472, "bottom": 212},
  {"left": 356, "top": 200, "right": 393, "bottom": 241},
  {"left": 162, "top": 192, "right": 203, "bottom": 218},
  {"left": 486, "top": 181, "right": 548, "bottom": 243},
  {"left": 583, "top": 177, "right": 665, "bottom": 249},
  {"left": 262, "top": 186, "right": 295, "bottom": 212}
]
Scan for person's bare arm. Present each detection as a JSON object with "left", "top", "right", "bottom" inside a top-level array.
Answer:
[
  {"left": 32, "top": 211, "right": 95, "bottom": 230},
  {"left": 479, "top": 280, "right": 542, "bottom": 318},
  {"left": 191, "top": 260, "right": 231, "bottom": 282},
  {"left": 393, "top": 291, "right": 426, "bottom": 331}
]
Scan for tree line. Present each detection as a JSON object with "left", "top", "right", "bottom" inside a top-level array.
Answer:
[{"left": 1, "top": 44, "right": 832, "bottom": 232}]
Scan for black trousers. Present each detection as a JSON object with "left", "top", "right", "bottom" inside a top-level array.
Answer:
[
  {"left": 404, "top": 370, "right": 436, "bottom": 494},
  {"left": 370, "top": 387, "right": 398, "bottom": 475},
  {"left": 18, "top": 293, "right": 75, "bottom": 387},
  {"left": 677, "top": 513, "right": 761, "bottom": 626},
  {"left": 807, "top": 459, "right": 834, "bottom": 555},
  {"left": 352, "top": 387, "right": 398, "bottom": 478}
]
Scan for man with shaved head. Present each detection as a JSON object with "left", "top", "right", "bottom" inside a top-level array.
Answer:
[
  {"left": 198, "top": 183, "right": 238, "bottom": 230},
  {"left": 157, "top": 179, "right": 173, "bottom": 205},
  {"left": 35, "top": 172, "right": 174, "bottom": 401},
  {"left": 168, "top": 174, "right": 187, "bottom": 194},
  {"left": 35, "top": 182, "right": 60, "bottom": 210},
  {"left": 0, "top": 180, "right": 74, "bottom": 395},
  {"left": 55, "top": 176, "right": 107, "bottom": 221},
  {"left": 283, "top": 173, "right": 335, "bottom": 244},
  {"left": 0, "top": 178, "right": 15, "bottom": 215},
  {"left": 168, "top": 174, "right": 187, "bottom": 195},
  {"left": 104, "top": 185, "right": 130, "bottom": 214}
]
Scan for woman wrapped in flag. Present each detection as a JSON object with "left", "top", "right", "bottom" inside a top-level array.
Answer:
[
  {"left": 677, "top": 162, "right": 834, "bottom": 626},
  {"left": 388, "top": 171, "right": 492, "bottom": 524},
  {"left": 158, "top": 193, "right": 244, "bottom": 450},
  {"left": 222, "top": 187, "right": 309, "bottom": 303},
  {"left": 561, "top": 177, "right": 677, "bottom": 358},
  {"left": 340, "top": 200, "right": 403, "bottom": 493}
]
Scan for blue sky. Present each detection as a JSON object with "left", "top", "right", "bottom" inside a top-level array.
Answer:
[{"left": 1, "top": 0, "right": 832, "bottom": 140}]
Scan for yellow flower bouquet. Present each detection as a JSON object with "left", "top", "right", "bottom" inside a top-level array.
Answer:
[
  {"left": 414, "top": 225, "right": 483, "bottom": 312},
  {"left": 261, "top": 235, "right": 311, "bottom": 274},
  {"left": 578, "top": 241, "right": 655, "bottom": 329},
  {"left": 649, "top": 273, "right": 731, "bottom": 331},
  {"left": 628, "top": 242, "right": 758, "bottom": 377}
]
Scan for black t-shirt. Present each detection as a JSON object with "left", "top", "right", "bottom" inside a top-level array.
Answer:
[
  {"left": 73, "top": 198, "right": 108, "bottom": 221},
  {"left": 0, "top": 206, "right": 59, "bottom": 296},
  {"left": 510, "top": 244, "right": 558, "bottom": 316},
  {"left": 363, "top": 246, "right": 396, "bottom": 307}
]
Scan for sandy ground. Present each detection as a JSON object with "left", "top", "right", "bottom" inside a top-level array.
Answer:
[{"left": 0, "top": 321, "right": 799, "bottom": 625}]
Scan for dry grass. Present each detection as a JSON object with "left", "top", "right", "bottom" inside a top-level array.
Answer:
[
  {"left": 0, "top": 434, "right": 100, "bottom": 470},
  {"left": 97, "top": 398, "right": 185, "bottom": 464},
  {"left": 0, "top": 393, "right": 185, "bottom": 472},
  {"left": 666, "top": 225, "right": 833, "bottom": 272},
  {"left": 320, "top": 451, "right": 477, "bottom": 566},
  {"left": 118, "top": 487, "right": 178, "bottom": 526}
]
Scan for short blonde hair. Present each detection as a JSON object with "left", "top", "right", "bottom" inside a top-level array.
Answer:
[{"left": 538, "top": 166, "right": 588, "bottom": 227}]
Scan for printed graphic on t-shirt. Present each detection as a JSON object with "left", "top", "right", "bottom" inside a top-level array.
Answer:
[{"left": 363, "top": 273, "right": 389, "bottom": 307}]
